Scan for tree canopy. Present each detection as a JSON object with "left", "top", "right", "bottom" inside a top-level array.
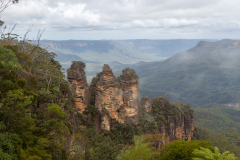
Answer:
[{"left": 193, "top": 147, "right": 238, "bottom": 160}]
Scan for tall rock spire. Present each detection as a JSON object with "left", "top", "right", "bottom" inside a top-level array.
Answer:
[
  {"left": 90, "top": 65, "right": 140, "bottom": 130},
  {"left": 67, "top": 61, "right": 91, "bottom": 113}
]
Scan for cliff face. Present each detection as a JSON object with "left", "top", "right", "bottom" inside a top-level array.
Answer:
[
  {"left": 140, "top": 97, "right": 195, "bottom": 143},
  {"left": 67, "top": 62, "right": 91, "bottom": 113},
  {"left": 67, "top": 62, "right": 195, "bottom": 142},
  {"left": 90, "top": 65, "right": 139, "bottom": 130},
  {"left": 140, "top": 96, "right": 152, "bottom": 112},
  {"left": 118, "top": 68, "right": 139, "bottom": 123}
]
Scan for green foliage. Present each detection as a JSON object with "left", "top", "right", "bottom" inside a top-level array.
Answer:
[
  {"left": 47, "top": 103, "right": 67, "bottom": 120},
  {"left": 70, "top": 61, "right": 86, "bottom": 72},
  {"left": 80, "top": 127, "right": 120, "bottom": 160},
  {"left": 0, "top": 45, "right": 22, "bottom": 76},
  {"left": 111, "top": 123, "right": 141, "bottom": 145},
  {"left": 159, "top": 140, "right": 214, "bottom": 160},
  {"left": 194, "top": 104, "right": 240, "bottom": 156},
  {"left": 0, "top": 133, "right": 22, "bottom": 160},
  {"left": 34, "top": 103, "right": 70, "bottom": 159},
  {"left": 0, "top": 38, "right": 77, "bottom": 159},
  {"left": 195, "top": 105, "right": 240, "bottom": 133},
  {"left": 117, "top": 67, "right": 139, "bottom": 81},
  {"left": 77, "top": 105, "right": 99, "bottom": 128},
  {"left": 0, "top": 89, "right": 33, "bottom": 133},
  {"left": 37, "top": 88, "right": 56, "bottom": 103},
  {"left": 193, "top": 126, "right": 240, "bottom": 158},
  {"left": 77, "top": 108, "right": 142, "bottom": 160},
  {"left": 193, "top": 146, "right": 238, "bottom": 160},
  {"left": 138, "top": 111, "right": 159, "bottom": 133},
  {"left": 117, "top": 136, "right": 156, "bottom": 160},
  {"left": 83, "top": 105, "right": 99, "bottom": 119},
  {"left": 136, "top": 40, "right": 240, "bottom": 108},
  {"left": 86, "top": 135, "right": 119, "bottom": 160},
  {"left": 3, "top": 44, "right": 31, "bottom": 71},
  {"left": 3, "top": 35, "right": 238, "bottom": 160}
]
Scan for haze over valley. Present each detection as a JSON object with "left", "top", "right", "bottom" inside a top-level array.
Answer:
[
  {"left": 43, "top": 38, "right": 240, "bottom": 151},
  {"left": 41, "top": 39, "right": 212, "bottom": 82},
  {"left": 2, "top": 0, "right": 240, "bottom": 159}
]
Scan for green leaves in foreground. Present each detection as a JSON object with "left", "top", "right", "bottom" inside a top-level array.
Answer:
[
  {"left": 159, "top": 140, "right": 213, "bottom": 160},
  {"left": 193, "top": 147, "right": 238, "bottom": 160},
  {"left": 117, "top": 136, "right": 156, "bottom": 160}
]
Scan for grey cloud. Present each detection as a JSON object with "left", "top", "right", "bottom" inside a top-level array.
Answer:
[{"left": 1, "top": 0, "right": 240, "bottom": 39}]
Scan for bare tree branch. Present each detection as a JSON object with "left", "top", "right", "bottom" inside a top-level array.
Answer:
[
  {"left": 0, "top": 0, "right": 19, "bottom": 14},
  {"left": 20, "top": 24, "right": 33, "bottom": 51},
  {"left": 7, "top": 22, "right": 16, "bottom": 38},
  {"left": 30, "top": 28, "right": 46, "bottom": 55}
]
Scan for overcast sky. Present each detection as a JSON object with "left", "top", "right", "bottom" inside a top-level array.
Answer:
[{"left": 1, "top": 0, "right": 240, "bottom": 40}]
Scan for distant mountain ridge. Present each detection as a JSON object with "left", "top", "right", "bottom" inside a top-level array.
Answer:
[
  {"left": 130, "top": 39, "right": 240, "bottom": 108},
  {"left": 41, "top": 39, "right": 211, "bottom": 63},
  {"left": 41, "top": 39, "right": 212, "bottom": 83}
]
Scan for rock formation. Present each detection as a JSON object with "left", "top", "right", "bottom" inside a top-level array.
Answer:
[
  {"left": 67, "top": 62, "right": 91, "bottom": 113},
  {"left": 140, "top": 96, "right": 152, "bottom": 112},
  {"left": 67, "top": 62, "right": 195, "bottom": 142},
  {"left": 90, "top": 65, "right": 139, "bottom": 130},
  {"left": 140, "top": 97, "right": 195, "bottom": 143},
  {"left": 118, "top": 68, "right": 139, "bottom": 123}
]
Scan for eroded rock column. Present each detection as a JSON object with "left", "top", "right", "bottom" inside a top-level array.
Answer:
[
  {"left": 91, "top": 64, "right": 124, "bottom": 129},
  {"left": 118, "top": 68, "right": 139, "bottom": 123},
  {"left": 67, "top": 62, "right": 91, "bottom": 113},
  {"left": 91, "top": 65, "right": 140, "bottom": 130}
]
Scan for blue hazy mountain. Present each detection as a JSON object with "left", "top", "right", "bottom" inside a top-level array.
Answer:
[{"left": 130, "top": 39, "right": 240, "bottom": 108}]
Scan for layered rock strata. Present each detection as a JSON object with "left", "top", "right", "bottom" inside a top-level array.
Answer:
[
  {"left": 91, "top": 65, "right": 139, "bottom": 130},
  {"left": 67, "top": 62, "right": 195, "bottom": 142},
  {"left": 67, "top": 62, "right": 91, "bottom": 113},
  {"left": 140, "top": 97, "right": 195, "bottom": 142},
  {"left": 118, "top": 68, "right": 139, "bottom": 123}
]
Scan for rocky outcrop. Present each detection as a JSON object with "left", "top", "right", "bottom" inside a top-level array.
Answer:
[
  {"left": 91, "top": 64, "right": 124, "bottom": 124},
  {"left": 140, "top": 96, "right": 152, "bottom": 112},
  {"left": 118, "top": 68, "right": 139, "bottom": 123},
  {"left": 67, "top": 62, "right": 91, "bottom": 113},
  {"left": 90, "top": 65, "right": 139, "bottom": 130},
  {"left": 67, "top": 62, "right": 195, "bottom": 141},
  {"left": 140, "top": 97, "right": 195, "bottom": 143}
]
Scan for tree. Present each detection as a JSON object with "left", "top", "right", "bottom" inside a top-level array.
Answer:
[
  {"left": 0, "top": 89, "right": 33, "bottom": 134},
  {"left": 0, "top": 45, "right": 22, "bottom": 76},
  {"left": 117, "top": 136, "right": 156, "bottom": 160},
  {"left": 0, "top": 0, "right": 19, "bottom": 25},
  {"left": 159, "top": 140, "right": 214, "bottom": 160},
  {"left": 193, "top": 147, "right": 238, "bottom": 160},
  {"left": 0, "top": 0, "right": 18, "bottom": 13}
]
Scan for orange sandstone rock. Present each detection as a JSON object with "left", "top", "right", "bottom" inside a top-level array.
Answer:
[
  {"left": 91, "top": 65, "right": 139, "bottom": 130},
  {"left": 67, "top": 62, "right": 91, "bottom": 113}
]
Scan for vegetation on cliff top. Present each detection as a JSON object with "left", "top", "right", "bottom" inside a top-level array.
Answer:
[
  {"left": 1, "top": 40, "right": 239, "bottom": 159},
  {"left": 0, "top": 35, "right": 78, "bottom": 159},
  {"left": 0, "top": 3, "right": 238, "bottom": 158}
]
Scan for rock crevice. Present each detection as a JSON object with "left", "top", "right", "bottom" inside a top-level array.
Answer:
[{"left": 90, "top": 65, "right": 139, "bottom": 129}]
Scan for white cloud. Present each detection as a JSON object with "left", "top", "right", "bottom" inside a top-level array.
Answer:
[{"left": 1, "top": 0, "right": 240, "bottom": 39}]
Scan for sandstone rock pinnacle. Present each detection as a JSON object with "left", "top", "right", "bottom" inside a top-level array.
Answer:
[
  {"left": 90, "top": 65, "right": 140, "bottom": 130},
  {"left": 67, "top": 61, "right": 91, "bottom": 113}
]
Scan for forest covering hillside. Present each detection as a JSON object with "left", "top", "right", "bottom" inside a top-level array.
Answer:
[
  {"left": 1, "top": 36, "right": 239, "bottom": 159},
  {"left": 131, "top": 39, "right": 240, "bottom": 108},
  {"left": 125, "top": 39, "right": 240, "bottom": 156},
  {"left": 1, "top": 1, "right": 240, "bottom": 160}
]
